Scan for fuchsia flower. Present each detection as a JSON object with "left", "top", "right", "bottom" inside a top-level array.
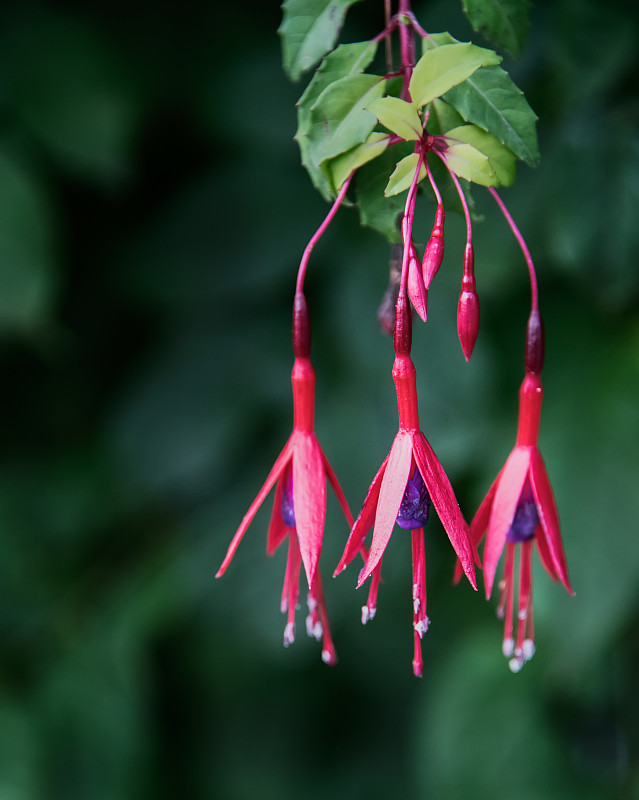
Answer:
[
  {"left": 458, "top": 309, "right": 574, "bottom": 671},
  {"left": 216, "top": 292, "right": 353, "bottom": 664},
  {"left": 335, "top": 292, "right": 477, "bottom": 677}
]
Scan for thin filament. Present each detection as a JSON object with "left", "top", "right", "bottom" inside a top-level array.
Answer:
[
  {"left": 296, "top": 172, "right": 354, "bottom": 294},
  {"left": 488, "top": 187, "right": 539, "bottom": 312},
  {"left": 441, "top": 158, "right": 472, "bottom": 243}
]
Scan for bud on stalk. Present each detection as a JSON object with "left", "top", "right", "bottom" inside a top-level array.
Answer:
[
  {"left": 457, "top": 243, "right": 479, "bottom": 361},
  {"left": 407, "top": 241, "right": 428, "bottom": 322},
  {"left": 422, "top": 204, "right": 445, "bottom": 288}
]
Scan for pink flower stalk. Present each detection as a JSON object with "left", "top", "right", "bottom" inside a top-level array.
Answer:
[
  {"left": 216, "top": 292, "right": 354, "bottom": 664},
  {"left": 335, "top": 290, "right": 477, "bottom": 677},
  {"left": 458, "top": 309, "right": 574, "bottom": 671}
]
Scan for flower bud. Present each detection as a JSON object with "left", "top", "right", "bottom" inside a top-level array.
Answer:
[
  {"left": 407, "top": 241, "right": 428, "bottom": 322},
  {"left": 457, "top": 245, "right": 479, "bottom": 361},
  {"left": 422, "top": 204, "right": 445, "bottom": 288}
]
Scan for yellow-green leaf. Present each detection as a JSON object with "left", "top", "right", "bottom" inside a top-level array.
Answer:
[
  {"left": 330, "top": 132, "right": 390, "bottom": 190},
  {"left": 385, "top": 152, "right": 428, "bottom": 197},
  {"left": 409, "top": 43, "right": 501, "bottom": 108},
  {"left": 444, "top": 124, "right": 516, "bottom": 185},
  {"left": 442, "top": 140, "right": 496, "bottom": 186},
  {"left": 366, "top": 97, "right": 423, "bottom": 141}
]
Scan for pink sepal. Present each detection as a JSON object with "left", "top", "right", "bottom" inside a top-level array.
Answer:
[
  {"left": 483, "top": 446, "right": 531, "bottom": 598},
  {"left": 358, "top": 433, "right": 413, "bottom": 586},
  {"left": 413, "top": 432, "right": 476, "bottom": 590},
  {"left": 216, "top": 437, "right": 294, "bottom": 577},
  {"left": 453, "top": 473, "right": 497, "bottom": 584},
  {"left": 335, "top": 455, "right": 388, "bottom": 575},
  {"left": 267, "top": 468, "right": 291, "bottom": 555},
  {"left": 530, "top": 449, "right": 573, "bottom": 594},
  {"left": 293, "top": 431, "right": 326, "bottom": 588}
]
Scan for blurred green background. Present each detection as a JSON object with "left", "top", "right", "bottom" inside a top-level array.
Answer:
[{"left": 0, "top": 0, "right": 637, "bottom": 798}]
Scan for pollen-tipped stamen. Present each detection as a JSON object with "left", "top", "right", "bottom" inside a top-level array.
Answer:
[
  {"left": 281, "top": 532, "right": 301, "bottom": 646},
  {"left": 362, "top": 561, "right": 382, "bottom": 624},
  {"left": 511, "top": 539, "right": 534, "bottom": 670},
  {"left": 309, "top": 571, "right": 337, "bottom": 665},
  {"left": 500, "top": 542, "right": 516, "bottom": 658},
  {"left": 411, "top": 527, "right": 429, "bottom": 678}
]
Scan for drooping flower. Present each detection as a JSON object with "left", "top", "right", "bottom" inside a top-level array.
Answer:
[
  {"left": 458, "top": 311, "right": 574, "bottom": 671},
  {"left": 335, "top": 292, "right": 477, "bottom": 677},
  {"left": 216, "top": 292, "right": 353, "bottom": 664}
]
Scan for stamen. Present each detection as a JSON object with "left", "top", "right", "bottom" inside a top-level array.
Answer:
[
  {"left": 411, "top": 528, "right": 429, "bottom": 670},
  {"left": 362, "top": 561, "right": 382, "bottom": 625},
  {"left": 508, "top": 656, "right": 524, "bottom": 673},
  {"left": 515, "top": 540, "right": 533, "bottom": 661},
  {"left": 310, "top": 572, "right": 338, "bottom": 665},
  {"left": 281, "top": 532, "right": 301, "bottom": 634},
  {"left": 396, "top": 469, "right": 431, "bottom": 529},
  {"left": 283, "top": 622, "right": 295, "bottom": 647}
]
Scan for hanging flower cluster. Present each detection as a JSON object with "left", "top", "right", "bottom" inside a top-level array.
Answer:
[{"left": 217, "top": 0, "right": 573, "bottom": 675}]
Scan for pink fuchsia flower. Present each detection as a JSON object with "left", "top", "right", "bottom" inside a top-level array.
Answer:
[
  {"left": 335, "top": 293, "right": 477, "bottom": 677},
  {"left": 216, "top": 292, "right": 353, "bottom": 664},
  {"left": 459, "top": 313, "right": 574, "bottom": 671}
]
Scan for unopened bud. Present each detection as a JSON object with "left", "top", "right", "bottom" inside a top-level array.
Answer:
[
  {"left": 407, "top": 241, "right": 428, "bottom": 322},
  {"left": 422, "top": 204, "right": 445, "bottom": 288},
  {"left": 457, "top": 289, "right": 479, "bottom": 361},
  {"left": 457, "top": 245, "right": 479, "bottom": 361}
]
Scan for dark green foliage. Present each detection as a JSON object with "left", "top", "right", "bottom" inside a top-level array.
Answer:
[{"left": 0, "top": 1, "right": 638, "bottom": 798}]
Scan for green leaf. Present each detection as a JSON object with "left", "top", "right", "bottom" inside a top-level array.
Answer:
[
  {"left": 366, "top": 97, "right": 423, "bottom": 141},
  {"left": 444, "top": 124, "right": 516, "bottom": 185},
  {"left": 329, "top": 132, "right": 390, "bottom": 190},
  {"left": 385, "top": 152, "right": 428, "bottom": 197},
  {"left": 428, "top": 98, "right": 465, "bottom": 135},
  {"left": 296, "top": 41, "right": 378, "bottom": 199},
  {"left": 355, "top": 143, "right": 413, "bottom": 242},
  {"left": 308, "top": 74, "right": 387, "bottom": 166},
  {"left": 441, "top": 140, "right": 497, "bottom": 186},
  {"left": 443, "top": 65, "right": 539, "bottom": 166},
  {"left": 279, "top": 0, "right": 364, "bottom": 81},
  {"left": 462, "top": 0, "right": 531, "bottom": 58},
  {"left": 428, "top": 154, "right": 478, "bottom": 218},
  {"left": 409, "top": 42, "right": 501, "bottom": 108}
]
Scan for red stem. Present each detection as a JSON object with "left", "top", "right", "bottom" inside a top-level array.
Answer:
[
  {"left": 296, "top": 172, "right": 354, "bottom": 294},
  {"left": 488, "top": 187, "right": 539, "bottom": 313}
]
